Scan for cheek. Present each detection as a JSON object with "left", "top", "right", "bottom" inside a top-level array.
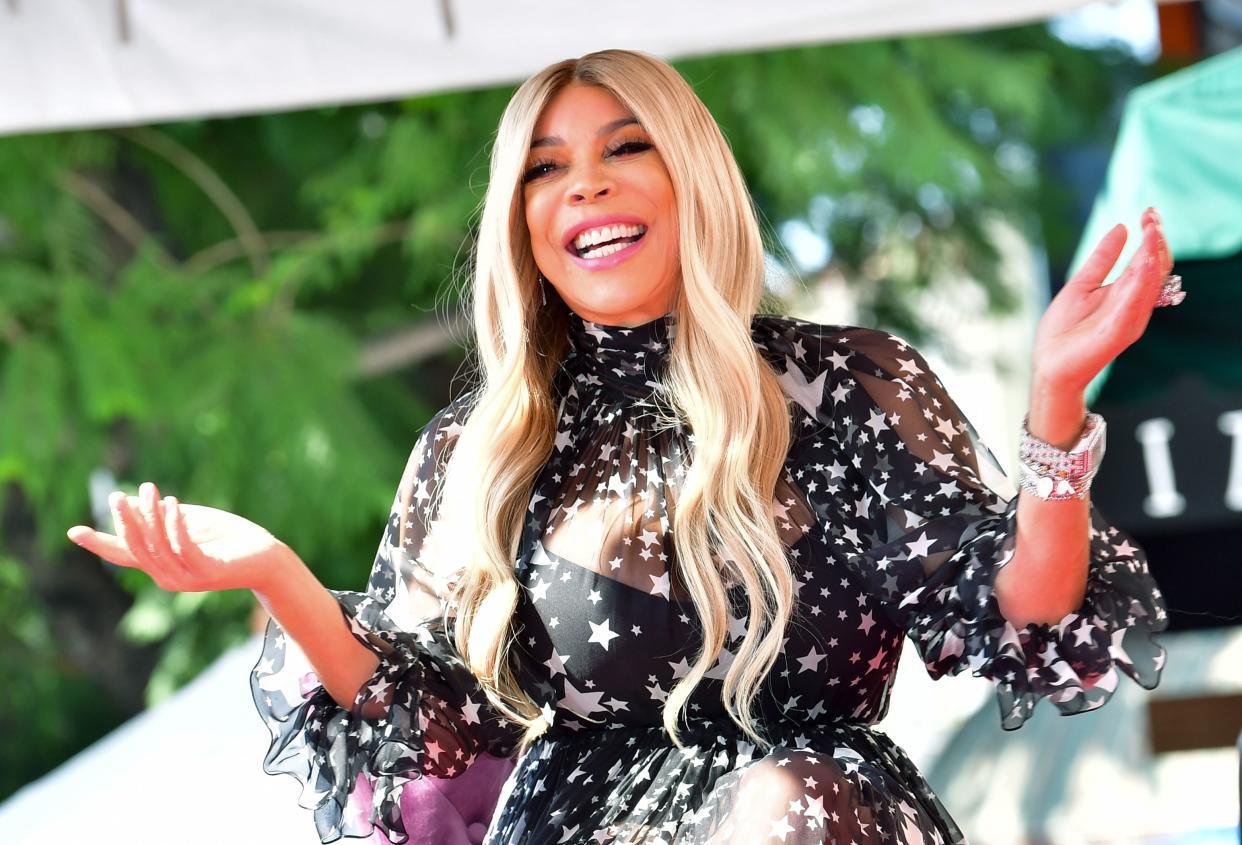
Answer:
[
  {"left": 651, "top": 185, "right": 678, "bottom": 256},
  {"left": 639, "top": 171, "right": 678, "bottom": 237},
  {"left": 531, "top": 204, "right": 569, "bottom": 266},
  {"left": 524, "top": 193, "right": 553, "bottom": 248}
]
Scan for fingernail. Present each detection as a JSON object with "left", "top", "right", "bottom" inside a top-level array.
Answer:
[{"left": 67, "top": 527, "right": 85, "bottom": 543}]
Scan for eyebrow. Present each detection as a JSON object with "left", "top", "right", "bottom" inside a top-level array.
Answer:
[{"left": 530, "top": 117, "right": 642, "bottom": 149}]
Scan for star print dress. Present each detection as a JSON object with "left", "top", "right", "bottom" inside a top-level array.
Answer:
[{"left": 251, "top": 308, "right": 1167, "bottom": 845}]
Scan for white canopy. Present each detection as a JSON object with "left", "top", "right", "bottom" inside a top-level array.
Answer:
[
  {"left": 0, "top": 635, "right": 324, "bottom": 844},
  {"left": 0, "top": 0, "right": 1176, "bottom": 136}
]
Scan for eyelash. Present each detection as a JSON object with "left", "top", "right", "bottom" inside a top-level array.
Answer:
[{"left": 522, "top": 138, "right": 653, "bottom": 184}]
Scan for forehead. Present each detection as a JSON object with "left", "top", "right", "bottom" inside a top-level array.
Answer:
[{"left": 532, "top": 83, "right": 635, "bottom": 136}]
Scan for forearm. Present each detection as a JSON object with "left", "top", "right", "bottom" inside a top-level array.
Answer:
[
  {"left": 995, "top": 378, "right": 1091, "bottom": 627},
  {"left": 252, "top": 545, "right": 381, "bottom": 710}
]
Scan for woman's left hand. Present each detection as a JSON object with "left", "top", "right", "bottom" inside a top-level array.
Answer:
[{"left": 1031, "top": 206, "right": 1174, "bottom": 394}]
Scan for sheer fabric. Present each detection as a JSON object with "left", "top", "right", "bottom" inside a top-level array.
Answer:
[
  {"left": 251, "top": 398, "right": 522, "bottom": 843},
  {"left": 252, "top": 307, "right": 1167, "bottom": 844}
]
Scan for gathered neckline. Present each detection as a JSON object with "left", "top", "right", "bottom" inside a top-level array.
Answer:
[{"left": 562, "top": 307, "right": 677, "bottom": 400}]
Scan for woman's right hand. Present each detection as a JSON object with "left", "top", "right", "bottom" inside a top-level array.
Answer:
[{"left": 66, "top": 480, "right": 291, "bottom": 594}]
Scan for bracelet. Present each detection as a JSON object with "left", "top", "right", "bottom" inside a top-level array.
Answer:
[{"left": 1016, "top": 411, "right": 1106, "bottom": 501}]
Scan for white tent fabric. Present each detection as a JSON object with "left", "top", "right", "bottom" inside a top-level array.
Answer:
[
  {"left": 0, "top": 0, "right": 1179, "bottom": 136},
  {"left": 926, "top": 626, "right": 1242, "bottom": 843},
  {"left": 0, "top": 635, "right": 324, "bottom": 845}
]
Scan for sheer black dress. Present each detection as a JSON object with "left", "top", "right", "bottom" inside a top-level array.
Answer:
[{"left": 252, "top": 307, "right": 1167, "bottom": 844}]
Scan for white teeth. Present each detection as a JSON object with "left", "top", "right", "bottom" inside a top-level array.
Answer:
[
  {"left": 579, "top": 240, "right": 630, "bottom": 259},
  {"left": 572, "top": 223, "right": 646, "bottom": 251}
]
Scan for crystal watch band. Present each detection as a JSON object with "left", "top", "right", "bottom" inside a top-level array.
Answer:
[{"left": 1016, "top": 411, "right": 1107, "bottom": 501}]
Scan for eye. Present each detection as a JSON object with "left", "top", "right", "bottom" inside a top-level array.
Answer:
[
  {"left": 522, "top": 158, "right": 558, "bottom": 184},
  {"left": 606, "top": 139, "right": 653, "bottom": 157},
  {"left": 521, "top": 139, "right": 653, "bottom": 185}
]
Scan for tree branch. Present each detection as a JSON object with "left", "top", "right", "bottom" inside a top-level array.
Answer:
[
  {"left": 56, "top": 169, "right": 175, "bottom": 269},
  {"left": 115, "top": 126, "right": 268, "bottom": 277}
]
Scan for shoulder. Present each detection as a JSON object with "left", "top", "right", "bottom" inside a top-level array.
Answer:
[
  {"left": 749, "top": 314, "right": 947, "bottom": 432},
  {"left": 749, "top": 313, "right": 932, "bottom": 384},
  {"left": 415, "top": 386, "right": 482, "bottom": 462}
]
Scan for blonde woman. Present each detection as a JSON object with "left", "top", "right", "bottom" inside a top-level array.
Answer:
[{"left": 68, "top": 49, "right": 1177, "bottom": 844}]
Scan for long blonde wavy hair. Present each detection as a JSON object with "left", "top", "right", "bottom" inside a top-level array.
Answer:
[{"left": 435, "top": 48, "right": 799, "bottom": 757}]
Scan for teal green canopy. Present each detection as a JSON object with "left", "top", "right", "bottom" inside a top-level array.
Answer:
[{"left": 1068, "top": 46, "right": 1242, "bottom": 405}]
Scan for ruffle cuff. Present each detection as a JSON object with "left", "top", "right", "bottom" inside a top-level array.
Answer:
[
  {"left": 250, "top": 590, "right": 517, "bottom": 843},
  {"left": 898, "top": 498, "right": 1168, "bottom": 730}
]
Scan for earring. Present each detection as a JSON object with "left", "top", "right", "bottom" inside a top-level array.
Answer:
[{"left": 538, "top": 272, "right": 548, "bottom": 306}]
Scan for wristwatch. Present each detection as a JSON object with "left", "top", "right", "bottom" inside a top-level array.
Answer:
[{"left": 1017, "top": 411, "right": 1107, "bottom": 501}]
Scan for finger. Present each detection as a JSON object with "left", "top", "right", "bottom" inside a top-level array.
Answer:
[
  {"left": 108, "top": 490, "right": 138, "bottom": 550},
  {"left": 129, "top": 494, "right": 189, "bottom": 584},
  {"left": 112, "top": 491, "right": 178, "bottom": 587},
  {"left": 1141, "top": 207, "right": 1173, "bottom": 277},
  {"left": 1155, "top": 207, "right": 1175, "bottom": 269},
  {"left": 1152, "top": 215, "right": 1173, "bottom": 275},
  {"left": 164, "top": 496, "right": 210, "bottom": 589},
  {"left": 164, "top": 495, "right": 194, "bottom": 561},
  {"left": 1106, "top": 224, "right": 1162, "bottom": 336},
  {"left": 136, "top": 482, "right": 180, "bottom": 570},
  {"left": 1140, "top": 219, "right": 1168, "bottom": 288},
  {"left": 1066, "top": 223, "right": 1127, "bottom": 292},
  {"left": 1148, "top": 227, "right": 1176, "bottom": 307},
  {"left": 67, "top": 525, "right": 141, "bottom": 569}
]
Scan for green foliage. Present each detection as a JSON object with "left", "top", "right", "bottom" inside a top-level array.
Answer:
[
  {"left": 0, "top": 553, "right": 127, "bottom": 799},
  {"left": 0, "top": 25, "right": 1139, "bottom": 800},
  {"left": 674, "top": 26, "right": 1137, "bottom": 357}
]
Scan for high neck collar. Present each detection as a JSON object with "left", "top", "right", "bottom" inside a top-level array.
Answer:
[{"left": 563, "top": 307, "right": 676, "bottom": 400}]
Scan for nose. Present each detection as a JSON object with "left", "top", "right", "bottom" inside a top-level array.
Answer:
[
  {"left": 567, "top": 163, "right": 613, "bottom": 204},
  {"left": 572, "top": 186, "right": 609, "bottom": 202}
]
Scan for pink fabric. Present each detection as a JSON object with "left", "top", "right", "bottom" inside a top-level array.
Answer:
[{"left": 352, "top": 752, "right": 517, "bottom": 845}]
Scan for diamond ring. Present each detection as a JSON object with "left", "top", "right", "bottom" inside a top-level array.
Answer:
[{"left": 1155, "top": 273, "right": 1184, "bottom": 308}]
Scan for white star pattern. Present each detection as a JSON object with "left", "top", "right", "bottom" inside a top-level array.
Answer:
[
  {"left": 250, "top": 313, "right": 1167, "bottom": 845},
  {"left": 587, "top": 618, "right": 621, "bottom": 650}
]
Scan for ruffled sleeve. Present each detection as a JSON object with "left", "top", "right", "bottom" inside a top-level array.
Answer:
[
  {"left": 774, "top": 319, "right": 1168, "bottom": 730},
  {"left": 250, "top": 393, "right": 523, "bottom": 843}
]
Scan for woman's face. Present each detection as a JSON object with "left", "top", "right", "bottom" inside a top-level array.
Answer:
[{"left": 523, "top": 82, "right": 680, "bottom": 328}]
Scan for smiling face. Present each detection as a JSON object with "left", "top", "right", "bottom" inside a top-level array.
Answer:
[{"left": 523, "top": 82, "right": 681, "bottom": 328}]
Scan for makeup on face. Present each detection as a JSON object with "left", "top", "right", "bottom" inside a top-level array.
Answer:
[{"left": 522, "top": 83, "right": 680, "bottom": 328}]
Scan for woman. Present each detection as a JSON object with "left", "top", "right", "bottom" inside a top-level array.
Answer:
[{"left": 67, "top": 49, "right": 1178, "bottom": 844}]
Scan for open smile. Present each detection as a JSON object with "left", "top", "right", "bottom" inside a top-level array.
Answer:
[{"left": 565, "top": 224, "right": 649, "bottom": 271}]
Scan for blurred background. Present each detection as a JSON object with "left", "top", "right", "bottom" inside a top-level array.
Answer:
[{"left": 0, "top": 0, "right": 1239, "bottom": 842}]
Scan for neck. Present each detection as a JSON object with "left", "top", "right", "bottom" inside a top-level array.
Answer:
[
  {"left": 568, "top": 306, "right": 674, "bottom": 330},
  {"left": 562, "top": 305, "right": 676, "bottom": 400}
]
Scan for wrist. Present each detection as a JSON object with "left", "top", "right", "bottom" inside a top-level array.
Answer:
[
  {"left": 251, "top": 540, "right": 305, "bottom": 602},
  {"left": 1027, "top": 373, "right": 1087, "bottom": 450}
]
